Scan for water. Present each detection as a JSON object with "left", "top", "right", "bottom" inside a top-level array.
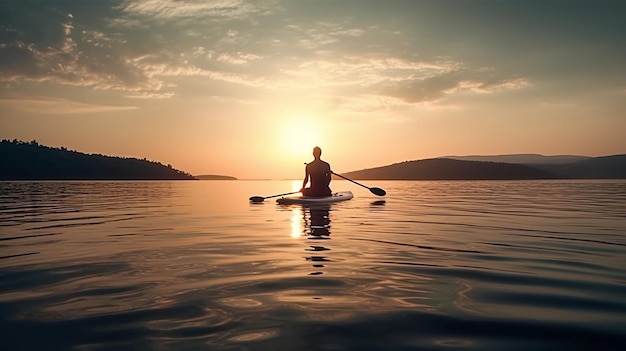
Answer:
[{"left": 1, "top": 180, "right": 625, "bottom": 350}]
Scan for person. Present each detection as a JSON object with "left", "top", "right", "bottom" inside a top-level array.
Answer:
[{"left": 301, "top": 146, "right": 332, "bottom": 197}]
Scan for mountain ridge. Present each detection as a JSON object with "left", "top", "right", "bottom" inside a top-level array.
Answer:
[
  {"left": 2, "top": 140, "right": 623, "bottom": 180},
  {"left": 342, "top": 155, "right": 626, "bottom": 180},
  {"left": 0, "top": 139, "right": 196, "bottom": 180},
  {"left": 443, "top": 154, "right": 591, "bottom": 165}
]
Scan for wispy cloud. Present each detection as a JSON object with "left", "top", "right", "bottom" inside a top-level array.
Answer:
[
  {"left": 281, "top": 56, "right": 461, "bottom": 88},
  {"left": 0, "top": 13, "right": 167, "bottom": 97},
  {"left": 217, "top": 52, "right": 263, "bottom": 65},
  {"left": 119, "top": 0, "right": 277, "bottom": 20},
  {"left": 0, "top": 1, "right": 289, "bottom": 99},
  {"left": 0, "top": 1, "right": 532, "bottom": 108},
  {"left": 286, "top": 22, "right": 367, "bottom": 50},
  {"left": 444, "top": 78, "right": 531, "bottom": 94},
  {"left": 275, "top": 55, "right": 525, "bottom": 107},
  {"left": 0, "top": 97, "right": 137, "bottom": 114}
]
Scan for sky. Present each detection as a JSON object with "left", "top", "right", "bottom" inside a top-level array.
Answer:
[{"left": 1, "top": 0, "right": 625, "bottom": 179}]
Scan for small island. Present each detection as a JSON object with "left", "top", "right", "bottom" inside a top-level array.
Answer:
[
  {"left": 0, "top": 139, "right": 196, "bottom": 180},
  {"left": 195, "top": 175, "right": 238, "bottom": 180}
]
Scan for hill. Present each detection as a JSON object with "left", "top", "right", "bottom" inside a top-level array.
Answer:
[
  {"left": 0, "top": 139, "right": 196, "bottom": 180},
  {"left": 342, "top": 155, "right": 626, "bottom": 180},
  {"left": 195, "top": 174, "right": 238, "bottom": 180},
  {"left": 536, "top": 154, "right": 626, "bottom": 179},
  {"left": 444, "top": 154, "right": 591, "bottom": 165},
  {"left": 342, "top": 158, "right": 555, "bottom": 180}
]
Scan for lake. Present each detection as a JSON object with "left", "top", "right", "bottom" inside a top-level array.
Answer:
[{"left": 1, "top": 180, "right": 625, "bottom": 350}]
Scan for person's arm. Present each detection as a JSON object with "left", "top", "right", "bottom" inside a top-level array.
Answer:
[
  {"left": 324, "top": 163, "right": 331, "bottom": 186},
  {"left": 301, "top": 166, "right": 310, "bottom": 191}
]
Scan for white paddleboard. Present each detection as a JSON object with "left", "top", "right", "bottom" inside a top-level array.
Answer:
[{"left": 276, "top": 191, "right": 353, "bottom": 205}]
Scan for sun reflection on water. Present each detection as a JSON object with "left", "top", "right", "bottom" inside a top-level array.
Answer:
[{"left": 290, "top": 206, "right": 303, "bottom": 238}]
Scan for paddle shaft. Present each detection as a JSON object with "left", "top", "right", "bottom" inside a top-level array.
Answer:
[
  {"left": 331, "top": 171, "right": 386, "bottom": 196},
  {"left": 332, "top": 171, "right": 370, "bottom": 189},
  {"left": 249, "top": 190, "right": 300, "bottom": 202},
  {"left": 262, "top": 191, "right": 300, "bottom": 199}
]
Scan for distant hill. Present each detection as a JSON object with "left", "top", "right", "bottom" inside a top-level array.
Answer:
[
  {"left": 444, "top": 154, "right": 591, "bottom": 165},
  {"left": 536, "top": 155, "right": 626, "bottom": 179},
  {"left": 0, "top": 139, "right": 196, "bottom": 180},
  {"left": 195, "top": 174, "right": 237, "bottom": 180},
  {"left": 342, "top": 158, "right": 555, "bottom": 180},
  {"left": 342, "top": 155, "right": 626, "bottom": 180}
]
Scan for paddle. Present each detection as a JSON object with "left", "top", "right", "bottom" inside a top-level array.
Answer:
[
  {"left": 331, "top": 171, "right": 386, "bottom": 196},
  {"left": 249, "top": 191, "right": 301, "bottom": 203}
]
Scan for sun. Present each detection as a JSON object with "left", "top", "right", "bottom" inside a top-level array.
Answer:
[{"left": 279, "top": 117, "right": 324, "bottom": 160}]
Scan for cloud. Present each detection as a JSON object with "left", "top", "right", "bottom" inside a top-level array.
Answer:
[
  {"left": 280, "top": 56, "right": 460, "bottom": 89},
  {"left": 0, "top": 97, "right": 137, "bottom": 114},
  {"left": 275, "top": 55, "right": 527, "bottom": 107},
  {"left": 0, "top": 12, "right": 164, "bottom": 96},
  {"left": 0, "top": 1, "right": 282, "bottom": 98},
  {"left": 445, "top": 78, "right": 531, "bottom": 94},
  {"left": 119, "top": 0, "right": 277, "bottom": 20},
  {"left": 217, "top": 52, "right": 263, "bottom": 65},
  {"left": 323, "top": 94, "right": 409, "bottom": 114},
  {"left": 285, "top": 22, "right": 367, "bottom": 50},
  {"left": 363, "top": 63, "right": 530, "bottom": 105},
  {"left": 0, "top": 1, "right": 532, "bottom": 108}
]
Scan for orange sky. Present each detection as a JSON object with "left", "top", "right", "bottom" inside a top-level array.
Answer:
[{"left": 1, "top": 1, "right": 625, "bottom": 179}]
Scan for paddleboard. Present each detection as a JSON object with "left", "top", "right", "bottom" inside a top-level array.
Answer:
[{"left": 276, "top": 191, "right": 353, "bottom": 205}]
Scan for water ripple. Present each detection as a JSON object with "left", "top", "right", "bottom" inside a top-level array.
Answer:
[{"left": 1, "top": 180, "right": 625, "bottom": 350}]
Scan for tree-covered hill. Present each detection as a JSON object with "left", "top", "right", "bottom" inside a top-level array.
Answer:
[
  {"left": 341, "top": 155, "right": 626, "bottom": 180},
  {"left": 0, "top": 140, "right": 196, "bottom": 180},
  {"left": 342, "top": 158, "right": 555, "bottom": 180},
  {"left": 535, "top": 154, "right": 626, "bottom": 179}
]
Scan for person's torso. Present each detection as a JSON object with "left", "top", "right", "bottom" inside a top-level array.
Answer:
[{"left": 307, "top": 160, "right": 330, "bottom": 188}]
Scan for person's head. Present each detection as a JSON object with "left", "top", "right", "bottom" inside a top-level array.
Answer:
[{"left": 313, "top": 146, "right": 322, "bottom": 159}]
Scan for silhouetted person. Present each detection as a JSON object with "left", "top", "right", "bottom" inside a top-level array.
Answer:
[{"left": 301, "top": 146, "right": 332, "bottom": 197}]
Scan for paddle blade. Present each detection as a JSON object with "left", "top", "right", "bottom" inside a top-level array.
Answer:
[
  {"left": 249, "top": 196, "right": 265, "bottom": 202},
  {"left": 370, "top": 187, "right": 386, "bottom": 196}
]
